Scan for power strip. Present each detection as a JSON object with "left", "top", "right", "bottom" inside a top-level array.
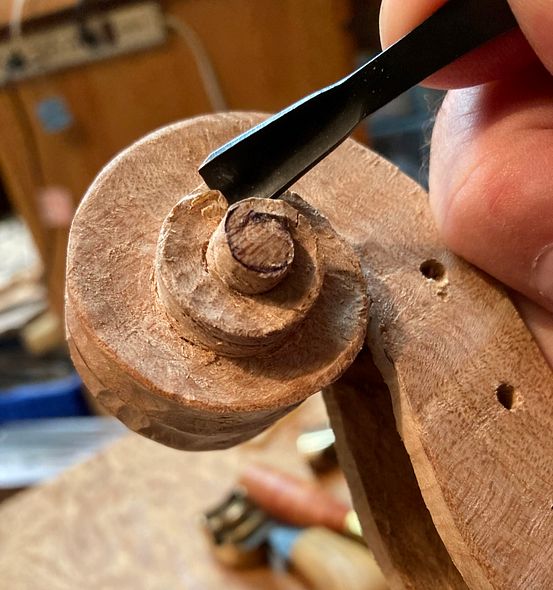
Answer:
[{"left": 0, "top": 2, "right": 167, "bottom": 86}]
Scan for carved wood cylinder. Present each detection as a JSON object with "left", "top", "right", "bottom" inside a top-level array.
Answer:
[
  {"left": 155, "top": 191, "right": 326, "bottom": 357},
  {"left": 65, "top": 114, "right": 368, "bottom": 451}
]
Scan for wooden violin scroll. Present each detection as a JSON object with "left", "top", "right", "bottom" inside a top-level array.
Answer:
[
  {"left": 66, "top": 112, "right": 553, "bottom": 589},
  {"left": 155, "top": 191, "right": 325, "bottom": 357},
  {"left": 65, "top": 113, "right": 368, "bottom": 451},
  {"left": 292, "top": 136, "right": 553, "bottom": 588}
]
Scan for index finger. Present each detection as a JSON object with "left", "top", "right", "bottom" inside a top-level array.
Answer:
[{"left": 379, "top": 0, "right": 537, "bottom": 88}]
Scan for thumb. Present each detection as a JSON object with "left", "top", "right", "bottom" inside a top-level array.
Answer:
[
  {"left": 429, "top": 64, "right": 553, "bottom": 313},
  {"left": 508, "top": 0, "right": 553, "bottom": 74},
  {"left": 379, "top": 0, "right": 535, "bottom": 88}
]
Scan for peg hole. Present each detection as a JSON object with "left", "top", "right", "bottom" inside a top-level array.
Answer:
[
  {"left": 420, "top": 259, "right": 446, "bottom": 281},
  {"left": 496, "top": 383, "right": 516, "bottom": 410}
]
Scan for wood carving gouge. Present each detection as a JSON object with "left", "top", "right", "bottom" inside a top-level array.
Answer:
[
  {"left": 202, "top": 488, "right": 387, "bottom": 590},
  {"left": 199, "top": 0, "right": 517, "bottom": 204}
]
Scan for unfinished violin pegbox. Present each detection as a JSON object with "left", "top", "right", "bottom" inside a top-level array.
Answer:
[{"left": 65, "top": 113, "right": 368, "bottom": 451}]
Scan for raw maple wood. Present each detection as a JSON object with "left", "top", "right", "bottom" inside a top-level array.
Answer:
[
  {"left": 66, "top": 112, "right": 553, "bottom": 589},
  {"left": 296, "top": 133, "right": 553, "bottom": 588},
  {"left": 207, "top": 196, "right": 296, "bottom": 295},
  {"left": 324, "top": 350, "right": 468, "bottom": 590},
  {"left": 154, "top": 190, "right": 326, "bottom": 358},
  {"left": 66, "top": 113, "right": 368, "bottom": 451}
]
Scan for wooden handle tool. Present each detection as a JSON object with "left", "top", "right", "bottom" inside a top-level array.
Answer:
[
  {"left": 240, "top": 463, "right": 361, "bottom": 539},
  {"left": 270, "top": 526, "right": 388, "bottom": 590},
  {"left": 203, "top": 489, "right": 387, "bottom": 590}
]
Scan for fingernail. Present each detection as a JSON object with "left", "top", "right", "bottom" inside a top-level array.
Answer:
[
  {"left": 532, "top": 244, "right": 553, "bottom": 302},
  {"left": 379, "top": 0, "right": 391, "bottom": 47}
]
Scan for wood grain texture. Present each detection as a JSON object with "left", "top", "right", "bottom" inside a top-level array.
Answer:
[
  {"left": 289, "top": 133, "right": 553, "bottom": 589},
  {"left": 66, "top": 113, "right": 368, "bottom": 451},
  {"left": 324, "top": 350, "right": 468, "bottom": 590},
  {"left": 207, "top": 196, "right": 297, "bottom": 295},
  {"left": 156, "top": 191, "right": 325, "bottom": 357},
  {"left": 0, "top": 395, "right": 342, "bottom": 590},
  {"left": 65, "top": 111, "right": 553, "bottom": 588}
]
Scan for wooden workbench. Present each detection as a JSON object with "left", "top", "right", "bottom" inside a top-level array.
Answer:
[{"left": 0, "top": 395, "right": 351, "bottom": 589}]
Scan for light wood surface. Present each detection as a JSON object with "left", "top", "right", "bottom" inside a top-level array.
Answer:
[
  {"left": 291, "top": 527, "right": 388, "bottom": 590},
  {"left": 324, "top": 351, "right": 468, "bottom": 590},
  {"left": 0, "top": 395, "right": 350, "bottom": 589},
  {"left": 206, "top": 195, "right": 297, "bottom": 295},
  {"left": 296, "top": 136, "right": 553, "bottom": 588}
]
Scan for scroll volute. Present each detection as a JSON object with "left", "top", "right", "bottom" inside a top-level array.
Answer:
[{"left": 65, "top": 114, "right": 368, "bottom": 451}]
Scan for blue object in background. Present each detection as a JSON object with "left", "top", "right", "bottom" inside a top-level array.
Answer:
[
  {"left": 36, "top": 96, "right": 74, "bottom": 133},
  {"left": 0, "top": 372, "right": 90, "bottom": 423},
  {"left": 268, "top": 525, "right": 302, "bottom": 564},
  {"left": 0, "top": 416, "right": 126, "bottom": 488}
]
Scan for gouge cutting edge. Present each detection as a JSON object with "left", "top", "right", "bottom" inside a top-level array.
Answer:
[{"left": 199, "top": 0, "right": 517, "bottom": 204}]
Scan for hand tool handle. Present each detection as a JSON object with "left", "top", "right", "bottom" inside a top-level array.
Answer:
[
  {"left": 270, "top": 526, "right": 388, "bottom": 590},
  {"left": 240, "top": 463, "right": 352, "bottom": 534}
]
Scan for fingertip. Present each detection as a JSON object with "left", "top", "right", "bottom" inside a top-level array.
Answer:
[
  {"left": 508, "top": 0, "right": 553, "bottom": 75},
  {"left": 511, "top": 294, "right": 553, "bottom": 369},
  {"left": 379, "top": 0, "right": 446, "bottom": 49},
  {"left": 378, "top": 0, "right": 537, "bottom": 89}
]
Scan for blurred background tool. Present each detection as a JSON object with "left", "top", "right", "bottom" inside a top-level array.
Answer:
[
  {"left": 203, "top": 488, "right": 387, "bottom": 590},
  {"left": 203, "top": 489, "right": 272, "bottom": 568},
  {"left": 0, "top": 393, "right": 343, "bottom": 587},
  {"left": 240, "top": 463, "right": 362, "bottom": 541},
  {"left": 296, "top": 425, "right": 338, "bottom": 474},
  {"left": 269, "top": 527, "right": 388, "bottom": 590}
]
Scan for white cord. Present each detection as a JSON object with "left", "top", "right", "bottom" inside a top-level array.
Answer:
[
  {"left": 165, "top": 15, "right": 227, "bottom": 112},
  {"left": 9, "top": 0, "right": 26, "bottom": 40}
]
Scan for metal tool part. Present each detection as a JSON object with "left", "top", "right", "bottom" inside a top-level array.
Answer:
[
  {"left": 202, "top": 488, "right": 273, "bottom": 567},
  {"left": 199, "top": 0, "right": 517, "bottom": 203}
]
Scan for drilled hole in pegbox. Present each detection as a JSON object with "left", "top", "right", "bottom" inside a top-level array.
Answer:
[
  {"left": 420, "top": 259, "right": 446, "bottom": 282},
  {"left": 496, "top": 383, "right": 516, "bottom": 410}
]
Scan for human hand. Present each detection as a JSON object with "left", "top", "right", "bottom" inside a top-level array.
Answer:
[{"left": 379, "top": 0, "right": 553, "bottom": 365}]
